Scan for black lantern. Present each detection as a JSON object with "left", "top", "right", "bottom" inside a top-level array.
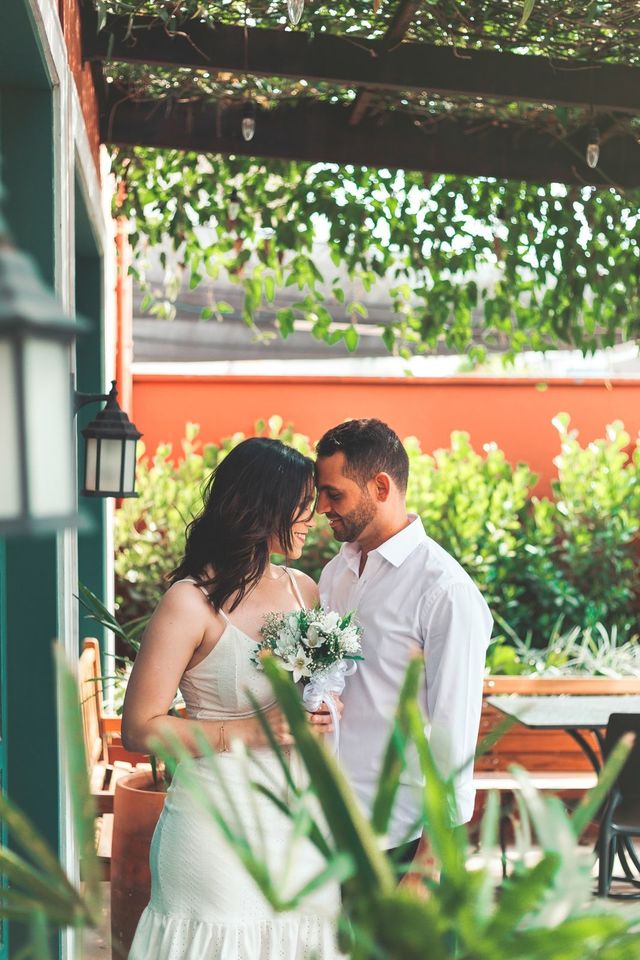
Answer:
[
  {"left": 77, "top": 381, "right": 142, "bottom": 498},
  {"left": 0, "top": 237, "right": 79, "bottom": 535}
]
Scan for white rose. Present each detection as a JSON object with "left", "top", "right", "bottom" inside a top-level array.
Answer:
[
  {"left": 275, "top": 628, "right": 297, "bottom": 654},
  {"left": 341, "top": 625, "right": 360, "bottom": 654},
  {"left": 287, "top": 614, "right": 301, "bottom": 636},
  {"left": 322, "top": 611, "right": 340, "bottom": 631},
  {"left": 304, "top": 625, "right": 325, "bottom": 649}
]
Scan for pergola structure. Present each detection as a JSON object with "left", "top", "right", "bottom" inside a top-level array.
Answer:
[{"left": 82, "top": 1, "right": 640, "bottom": 188}]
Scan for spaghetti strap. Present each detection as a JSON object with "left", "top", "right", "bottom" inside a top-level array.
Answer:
[
  {"left": 174, "top": 578, "right": 233, "bottom": 625},
  {"left": 173, "top": 577, "right": 209, "bottom": 599},
  {"left": 285, "top": 567, "right": 306, "bottom": 609},
  {"left": 173, "top": 578, "right": 222, "bottom": 610}
]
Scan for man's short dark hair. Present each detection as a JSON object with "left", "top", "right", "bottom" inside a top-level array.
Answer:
[{"left": 316, "top": 419, "right": 409, "bottom": 493}]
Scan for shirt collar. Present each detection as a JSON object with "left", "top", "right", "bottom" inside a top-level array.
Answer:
[
  {"left": 340, "top": 514, "right": 427, "bottom": 571},
  {"left": 374, "top": 514, "right": 427, "bottom": 567}
]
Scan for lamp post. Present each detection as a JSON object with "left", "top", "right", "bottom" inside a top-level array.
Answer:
[
  {"left": 76, "top": 381, "right": 142, "bottom": 498},
  {"left": 0, "top": 232, "right": 78, "bottom": 536}
]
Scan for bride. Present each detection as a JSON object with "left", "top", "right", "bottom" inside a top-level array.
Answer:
[{"left": 122, "top": 437, "right": 343, "bottom": 959}]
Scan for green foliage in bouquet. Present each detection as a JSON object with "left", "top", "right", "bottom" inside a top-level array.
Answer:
[
  {"left": 153, "top": 658, "right": 640, "bottom": 960},
  {"left": 115, "top": 414, "right": 640, "bottom": 652}
]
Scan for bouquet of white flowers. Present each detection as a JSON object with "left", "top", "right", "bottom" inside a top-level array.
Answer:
[{"left": 253, "top": 606, "right": 363, "bottom": 751}]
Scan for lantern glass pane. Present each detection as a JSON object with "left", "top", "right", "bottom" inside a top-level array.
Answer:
[
  {"left": 84, "top": 437, "right": 98, "bottom": 492},
  {"left": 122, "top": 439, "right": 137, "bottom": 494},
  {"left": 0, "top": 341, "right": 21, "bottom": 520},
  {"left": 24, "top": 338, "right": 74, "bottom": 518},
  {"left": 97, "top": 439, "right": 124, "bottom": 493}
]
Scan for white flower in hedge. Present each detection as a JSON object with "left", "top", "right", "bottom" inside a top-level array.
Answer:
[
  {"left": 303, "top": 625, "right": 325, "bottom": 649},
  {"left": 283, "top": 646, "right": 313, "bottom": 683}
]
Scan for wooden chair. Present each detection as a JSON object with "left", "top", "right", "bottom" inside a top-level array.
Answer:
[{"left": 79, "top": 638, "right": 149, "bottom": 876}]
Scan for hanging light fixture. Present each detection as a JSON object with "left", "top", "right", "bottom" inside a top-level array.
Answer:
[
  {"left": 586, "top": 125, "right": 600, "bottom": 169},
  {"left": 228, "top": 188, "right": 241, "bottom": 221},
  {"left": 76, "top": 381, "right": 142, "bottom": 498},
  {"left": 241, "top": 100, "right": 256, "bottom": 142},
  {"left": 0, "top": 227, "right": 79, "bottom": 535},
  {"left": 287, "top": 0, "right": 304, "bottom": 25}
]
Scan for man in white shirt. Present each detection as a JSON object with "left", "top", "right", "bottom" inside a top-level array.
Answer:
[{"left": 316, "top": 418, "right": 492, "bottom": 874}]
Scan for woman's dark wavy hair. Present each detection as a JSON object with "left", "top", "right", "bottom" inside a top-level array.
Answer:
[{"left": 170, "top": 437, "right": 315, "bottom": 612}]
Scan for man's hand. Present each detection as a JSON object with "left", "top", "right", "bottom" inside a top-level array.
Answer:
[
  {"left": 307, "top": 695, "right": 344, "bottom": 734},
  {"left": 247, "top": 705, "right": 292, "bottom": 747},
  {"left": 398, "top": 836, "right": 437, "bottom": 897}
]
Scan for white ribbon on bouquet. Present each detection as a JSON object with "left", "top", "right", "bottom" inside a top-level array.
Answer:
[{"left": 302, "top": 659, "right": 358, "bottom": 753}]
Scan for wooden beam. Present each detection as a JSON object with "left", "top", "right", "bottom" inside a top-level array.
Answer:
[
  {"left": 350, "top": 0, "right": 421, "bottom": 126},
  {"left": 102, "top": 94, "right": 640, "bottom": 187},
  {"left": 82, "top": 17, "right": 640, "bottom": 114},
  {"left": 382, "top": 0, "right": 422, "bottom": 50}
]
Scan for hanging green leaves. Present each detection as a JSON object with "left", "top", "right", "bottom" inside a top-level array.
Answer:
[{"left": 113, "top": 146, "right": 640, "bottom": 359}]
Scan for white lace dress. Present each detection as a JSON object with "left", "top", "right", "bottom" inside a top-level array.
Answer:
[{"left": 128, "top": 573, "right": 342, "bottom": 959}]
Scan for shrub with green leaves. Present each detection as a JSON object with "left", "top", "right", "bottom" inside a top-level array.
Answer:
[
  {"left": 545, "top": 414, "right": 640, "bottom": 633},
  {"left": 405, "top": 432, "right": 538, "bottom": 639},
  {"left": 115, "top": 414, "right": 640, "bottom": 653}
]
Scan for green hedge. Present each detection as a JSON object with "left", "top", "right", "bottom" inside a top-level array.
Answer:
[{"left": 114, "top": 414, "right": 640, "bottom": 647}]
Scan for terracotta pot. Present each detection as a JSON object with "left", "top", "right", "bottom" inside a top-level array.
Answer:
[{"left": 110, "top": 770, "right": 166, "bottom": 958}]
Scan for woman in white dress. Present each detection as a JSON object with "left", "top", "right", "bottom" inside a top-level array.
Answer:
[{"left": 123, "top": 437, "right": 342, "bottom": 959}]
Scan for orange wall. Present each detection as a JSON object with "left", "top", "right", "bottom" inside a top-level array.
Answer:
[
  {"left": 59, "top": 0, "right": 101, "bottom": 171},
  {"left": 132, "top": 375, "right": 640, "bottom": 494}
]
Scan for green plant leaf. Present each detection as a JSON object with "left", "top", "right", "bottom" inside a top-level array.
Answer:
[
  {"left": 371, "top": 657, "right": 421, "bottom": 836},
  {"left": 518, "top": 0, "right": 536, "bottom": 29},
  {"left": 261, "top": 656, "right": 396, "bottom": 899}
]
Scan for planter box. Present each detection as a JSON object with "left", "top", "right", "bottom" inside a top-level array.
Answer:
[{"left": 478, "top": 676, "right": 640, "bottom": 773}]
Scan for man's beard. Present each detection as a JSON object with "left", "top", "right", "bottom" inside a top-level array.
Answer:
[{"left": 330, "top": 494, "right": 377, "bottom": 542}]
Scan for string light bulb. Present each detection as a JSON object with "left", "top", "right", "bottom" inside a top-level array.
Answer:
[
  {"left": 287, "top": 0, "right": 304, "bottom": 24},
  {"left": 586, "top": 125, "right": 600, "bottom": 169},
  {"left": 241, "top": 100, "right": 256, "bottom": 142},
  {"left": 228, "top": 189, "right": 240, "bottom": 221}
]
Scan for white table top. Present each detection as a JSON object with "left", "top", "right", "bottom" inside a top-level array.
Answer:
[{"left": 486, "top": 694, "right": 640, "bottom": 730}]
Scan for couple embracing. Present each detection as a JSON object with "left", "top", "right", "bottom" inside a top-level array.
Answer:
[{"left": 123, "top": 418, "right": 492, "bottom": 959}]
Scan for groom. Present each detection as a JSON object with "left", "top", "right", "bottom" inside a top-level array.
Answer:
[{"left": 316, "top": 418, "right": 492, "bottom": 874}]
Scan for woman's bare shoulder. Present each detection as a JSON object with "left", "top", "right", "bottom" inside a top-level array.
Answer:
[
  {"left": 153, "top": 578, "right": 213, "bottom": 622},
  {"left": 289, "top": 568, "right": 320, "bottom": 606}
]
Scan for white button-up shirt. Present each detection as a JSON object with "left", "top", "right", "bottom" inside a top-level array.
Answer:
[{"left": 319, "top": 515, "right": 492, "bottom": 847}]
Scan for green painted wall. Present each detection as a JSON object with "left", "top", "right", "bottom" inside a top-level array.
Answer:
[
  {"left": 0, "top": 89, "right": 54, "bottom": 282},
  {"left": 1, "top": 8, "right": 64, "bottom": 958},
  {"left": 1, "top": 5, "right": 107, "bottom": 957},
  {"left": 76, "top": 205, "right": 108, "bottom": 650},
  {"left": 0, "top": 542, "right": 7, "bottom": 960},
  {"left": 1, "top": 46, "right": 59, "bottom": 852}
]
